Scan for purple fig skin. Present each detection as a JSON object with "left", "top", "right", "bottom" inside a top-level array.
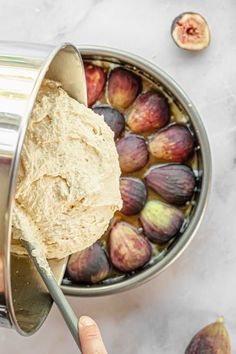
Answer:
[
  {"left": 127, "top": 91, "right": 170, "bottom": 133},
  {"left": 84, "top": 63, "right": 107, "bottom": 107},
  {"left": 145, "top": 164, "right": 196, "bottom": 205},
  {"left": 116, "top": 134, "right": 149, "bottom": 173},
  {"left": 149, "top": 124, "right": 195, "bottom": 162},
  {"left": 120, "top": 177, "right": 147, "bottom": 215},
  {"left": 67, "top": 242, "right": 110, "bottom": 284},
  {"left": 185, "top": 317, "right": 231, "bottom": 354},
  {"left": 109, "top": 222, "right": 152, "bottom": 272},
  {"left": 93, "top": 106, "right": 125, "bottom": 139},
  {"left": 140, "top": 200, "right": 184, "bottom": 243},
  {"left": 108, "top": 67, "right": 142, "bottom": 109}
]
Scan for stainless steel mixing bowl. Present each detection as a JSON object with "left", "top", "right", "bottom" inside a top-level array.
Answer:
[
  {"left": 0, "top": 41, "right": 87, "bottom": 335},
  {"left": 61, "top": 46, "right": 212, "bottom": 297}
]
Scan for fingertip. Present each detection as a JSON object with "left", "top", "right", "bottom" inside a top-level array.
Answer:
[
  {"left": 79, "top": 316, "right": 95, "bottom": 328},
  {"left": 78, "top": 316, "right": 108, "bottom": 354}
]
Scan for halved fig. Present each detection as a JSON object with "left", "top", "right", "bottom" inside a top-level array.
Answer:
[{"left": 171, "top": 12, "right": 210, "bottom": 51}]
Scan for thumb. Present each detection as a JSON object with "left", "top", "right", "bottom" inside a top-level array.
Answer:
[{"left": 79, "top": 316, "right": 108, "bottom": 354}]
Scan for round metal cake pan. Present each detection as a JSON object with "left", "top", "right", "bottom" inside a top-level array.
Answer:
[
  {"left": 0, "top": 41, "right": 87, "bottom": 335},
  {"left": 61, "top": 45, "right": 212, "bottom": 297}
]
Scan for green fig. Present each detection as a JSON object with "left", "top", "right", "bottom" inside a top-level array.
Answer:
[
  {"left": 140, "top": 200, "right": 184, "bottom": 243},
  {"left": 185, "top": 317, "right": 231, "bottom": 354}
]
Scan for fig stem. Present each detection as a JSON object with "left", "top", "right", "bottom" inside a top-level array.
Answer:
[{"left": 216, "top": 316, "right": 225, "bottom": 324}]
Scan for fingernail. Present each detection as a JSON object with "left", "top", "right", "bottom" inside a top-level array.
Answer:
[{"left": 79, "top": 316, "right": 95, "bottom": 327}]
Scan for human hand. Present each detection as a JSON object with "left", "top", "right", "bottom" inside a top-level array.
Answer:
[{"left": 79, "top": 316, "right": 108, "bottom": 354}]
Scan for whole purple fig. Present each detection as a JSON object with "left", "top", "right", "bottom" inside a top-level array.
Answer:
[
  {"left": 145, "top": 164, "right": 196, "bottom": 205},
  {"left": 109, "top": 222, "right": 152, "bottom": 272},
  {"left": 93, "top": 106, "right": 125, "bottom": 139},
  {"left": 185, "top": 317, "right": 231, "bottom": 353},
  {"left": 116, "top": 134, "right": 149, "bottom": 173},
  {"left": 127, "top": 91, "right": 170, "bottom": 133},
  {"left": 67, "top": 242, "right": 110, "bottom": 284},
  {"left": 120, "top": 177, "right": 147, "bottom": 215},
  {"left": 149, "top": 124, "right": 194, "bottom": 162},
  {"left": 84, "top": 63, "right": 107, "bottom": 107},
  {"left": 108, "top": 67, "right": 142, "bottom": 109}
]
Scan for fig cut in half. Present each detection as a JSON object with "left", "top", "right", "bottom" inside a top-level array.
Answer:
[{"left": 171, "top": 12, "right": 210, "bottom": 51}]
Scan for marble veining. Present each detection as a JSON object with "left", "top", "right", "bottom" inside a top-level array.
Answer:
[{"left": 0, "top": 0, "right": 236, "bottom": 353}]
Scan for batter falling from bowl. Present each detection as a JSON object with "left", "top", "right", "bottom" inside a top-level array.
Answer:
[{"left": 12, "top": 79, "right": 122, "bottom": 259}]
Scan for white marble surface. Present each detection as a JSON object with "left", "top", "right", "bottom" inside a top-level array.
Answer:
[{"left": 1, "top": 0, "right": 236, "bottom": 353}]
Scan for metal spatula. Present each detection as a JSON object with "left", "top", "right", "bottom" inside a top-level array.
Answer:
[{"left": 22, "top": 239, "right": 81, "bottom": 350}]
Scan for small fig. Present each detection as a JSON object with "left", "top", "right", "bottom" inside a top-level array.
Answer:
[
  {"left": 171, "top": 12, "right": 210, "bottom": 51},
  {"left": 67, "top": 242, "right": 110, "bottom": 284},
  {"left": 116, "top": 134, "right": 149, "bottom": 173},
  {"left": 108, "top": 67, "right": 142, "bottom": 109},
  {"left": 185, "top": 317, "right": 231, "bottom": 354},
  {"left": 140, "top": 200, "right": 184, "bottom": 243},
  {"left": 109, "top": 222, "right": 151, "bottom": 272},
  {"left": 120, "top": 177, "right": 147, "bottom": 215},
  {"left": 93, "top": 105, "right": 125, "bottom": 139},
  {"left": 84, "top": 63, "right": 107, "bottom": 107},
  {"left": 145, "top": 164, "right": 195, "bottom": 205},
  {"left": 127, "top": 91, "right": 170, "bottom": 133},
  {"left": 149, "top": 124, "right": 194, "bottom": 162}
]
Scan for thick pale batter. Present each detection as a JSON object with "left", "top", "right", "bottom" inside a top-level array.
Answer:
[{"left": 12, "top": 80, "right": 122, "bottom": 259}]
